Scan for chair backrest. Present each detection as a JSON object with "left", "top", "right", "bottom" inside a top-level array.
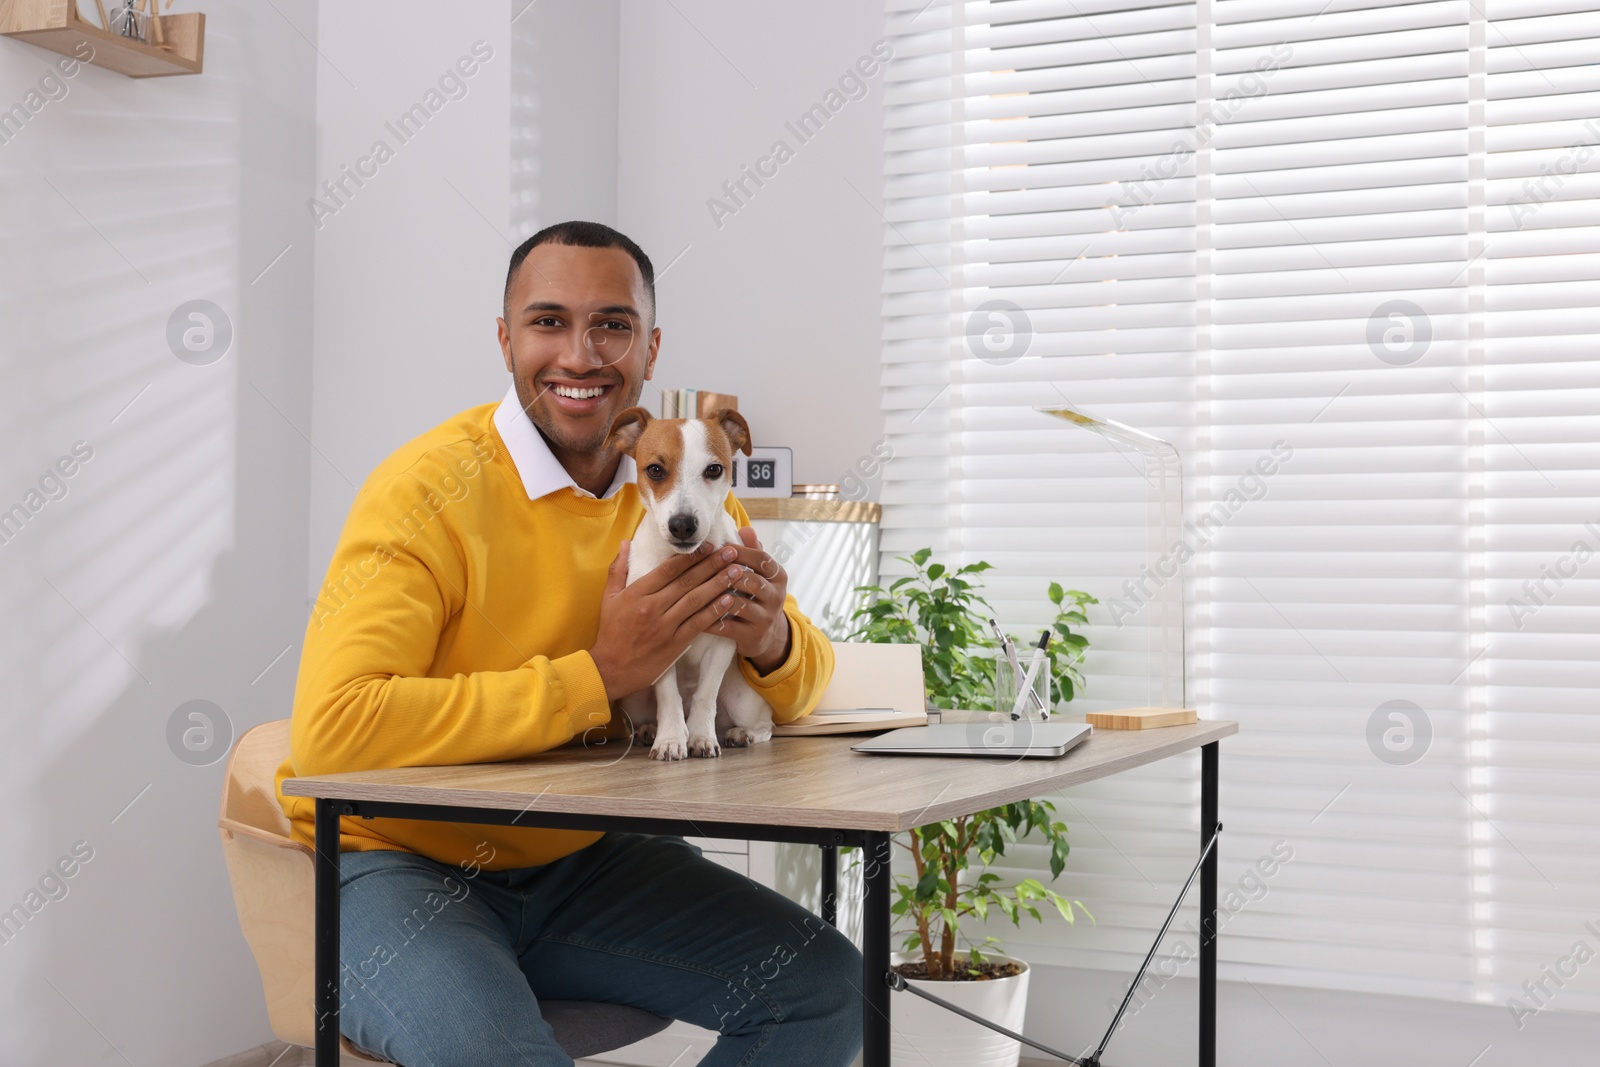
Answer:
[
  {"left": 219, "top": 720, "right": 388, "bottom": 1062},
  {"left": 220, "top": 718, "right": 295, "bottom": 836}
]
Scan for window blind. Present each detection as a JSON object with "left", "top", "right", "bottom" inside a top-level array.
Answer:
[{"left": 878, "top": 0, "right": 1600, "bottom": 1012}]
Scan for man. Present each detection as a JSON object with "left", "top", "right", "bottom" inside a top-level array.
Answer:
[{"left": 275, "top": 221, "right": 861, "bottom": 1066}]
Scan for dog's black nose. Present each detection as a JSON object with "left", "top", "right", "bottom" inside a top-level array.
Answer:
[{"left": 667, "top": 514, "right": 698, "bottom": 542}]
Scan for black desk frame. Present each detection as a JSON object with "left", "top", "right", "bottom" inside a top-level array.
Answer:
[{"left": 309, "top": 741, "right": 1220, "bottom": 1067}]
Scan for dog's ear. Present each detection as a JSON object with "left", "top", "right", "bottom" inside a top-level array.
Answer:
[
  {"left": 607, "top": 407, "right": 651, "bottom": 457},
  {"left": 713, "top": 408, "right": 752, "bottom": 457}
]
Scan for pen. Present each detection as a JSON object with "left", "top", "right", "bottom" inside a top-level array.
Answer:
[
  {"left": 1010, "top": 630, "right": 1052, "bottom": 721},
  {"left": 990, "top": 617, "right": 1023, "bottom": 682}
]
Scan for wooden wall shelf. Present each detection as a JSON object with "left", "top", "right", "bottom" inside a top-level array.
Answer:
[
  {"left": 1, "top": 0, "right": 205, "bottom": 78},
  {"left": 742, "top": 498, "right": 881, "bottom": 524}
]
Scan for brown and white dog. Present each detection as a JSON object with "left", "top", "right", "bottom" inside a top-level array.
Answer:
[{"left": 605, "top": 406, "right": 774, "bottom": 760}]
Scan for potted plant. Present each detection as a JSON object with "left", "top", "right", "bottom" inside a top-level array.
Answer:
[{"left": 848, "top": 550, "right": 1097, "bottom": 1067}]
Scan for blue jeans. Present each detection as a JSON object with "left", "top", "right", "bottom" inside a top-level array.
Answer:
[{"left": 334, "top": 834, "right": 862, "bottom": 1067}]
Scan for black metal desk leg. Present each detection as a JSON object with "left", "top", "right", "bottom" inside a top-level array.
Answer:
[
  {"left": 1200, "top": 742, "right": 1219, "bottom": 1067},
  {"left": 314, "top": 798, "right": 342, "bottom": 1067},
  {"left": 821, "top": 844, "right": 839, "bottom": 927},
  {"left": 862, "top": 831, "right": 891, "bottom": 1067}
]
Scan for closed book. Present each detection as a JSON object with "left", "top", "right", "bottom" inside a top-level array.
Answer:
[
  {"left": 696, "top": 390, "right": 738, "bottom": 416},
  {"left": 770, "top": 643, "right": 928, "bottom": 736},
  {"left": 772, "top": 707, "right": 928, "bottom": 736}
]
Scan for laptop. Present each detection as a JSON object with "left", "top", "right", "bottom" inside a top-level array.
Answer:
[{"left": 852, "top": 720, "right": 1092, "bottom": 759}]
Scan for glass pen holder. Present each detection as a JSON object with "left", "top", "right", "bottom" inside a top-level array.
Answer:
[
  {"left": 110, "top": 1, "right": 151, "bottom": 42},
  {"left": 993, "top": 648, "right": 1051, "bottom": 722}
]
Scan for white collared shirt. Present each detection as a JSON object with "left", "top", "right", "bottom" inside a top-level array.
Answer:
[{"left": 491, "top": 381, "right": 635, "bottom": 501}]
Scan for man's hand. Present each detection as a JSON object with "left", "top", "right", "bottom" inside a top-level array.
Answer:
[
  {"left": 712, "top": 526, "right": 792, "bottom": 675},
  {"left": 589, "top": 540, "right": 748, "bottom": 700}
]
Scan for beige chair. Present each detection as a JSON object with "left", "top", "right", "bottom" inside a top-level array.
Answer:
[{"left": 218, "top": 720, "right": 671, "bottom": 1065}]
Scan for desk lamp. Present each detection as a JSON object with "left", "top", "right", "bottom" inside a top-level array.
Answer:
[{"left": 1036, "top": 405, "right": 1191, "bottom": 719}]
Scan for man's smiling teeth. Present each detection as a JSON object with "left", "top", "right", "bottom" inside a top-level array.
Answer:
[{"left": 552, "top": 384, "right": 606, "bottom": 399}]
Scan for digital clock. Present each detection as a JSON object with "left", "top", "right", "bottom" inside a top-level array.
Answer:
[{"left": 732, "top": 447, "right": 793, "bottom": 498}]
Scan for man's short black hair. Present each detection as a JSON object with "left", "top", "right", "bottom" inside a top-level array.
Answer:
[{"left": 503, "top": 220, "right": 656, "bottom": 322}]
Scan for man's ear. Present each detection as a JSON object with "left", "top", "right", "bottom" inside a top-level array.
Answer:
[
  {"left": 714, "top": 408, "right": 753, "bottom": 456},
  {"left": 608, "top": 407, "right": 651, "bottom": 457}
]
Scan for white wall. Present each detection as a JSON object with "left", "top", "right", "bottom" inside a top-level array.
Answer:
[
  {"left": 616, "top": 0, "right": 889, "bottom": 493},
  {"left": 511, "top": 0, "right": 620, "bottom": 238},
  {"left": 0, "top": 3, "right": 317, "bottom": 1064},
  {"left": 308, "top": 0, "right": 512, "bottom": 571}
]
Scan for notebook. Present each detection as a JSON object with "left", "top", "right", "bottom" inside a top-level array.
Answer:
[{"left": 772, "top": 643, "right": 928, "bottom": 736}]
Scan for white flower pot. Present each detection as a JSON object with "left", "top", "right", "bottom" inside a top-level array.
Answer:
[{"left": 889, "top": 952, "right": 1031, "bottom": 1067}]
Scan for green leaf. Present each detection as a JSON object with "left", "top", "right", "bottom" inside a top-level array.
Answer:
[
  {"left": 911, "top": 547, "right": 932, "bottom": 566},
  {"left": 1050, "top": 840, "right": 1069, "bottom": 879},
  {"left": 1048, "top": 581, "right": 1064, "bottom": 605}
]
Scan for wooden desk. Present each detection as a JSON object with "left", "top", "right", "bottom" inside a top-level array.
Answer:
[{"left": 285, "top": 720, "right": 1237, "bottom": 1067}]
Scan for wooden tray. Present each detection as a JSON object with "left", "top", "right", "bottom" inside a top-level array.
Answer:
[{"left": 1085, "top": 707, "right": 1199, "bottom": 730}]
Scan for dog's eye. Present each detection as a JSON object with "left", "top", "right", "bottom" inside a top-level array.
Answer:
[
  {"left": 703, "top": 464, "right": 724, "bottom": 480},
  {"left": 645, "top": 464, "right": 667, "bottom": 482}
]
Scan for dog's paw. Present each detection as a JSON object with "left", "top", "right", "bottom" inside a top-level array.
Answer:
[
  {"left": 724, "top": 725, "right": 771, "bottom": 747},
  {"left": 636, "top": 721, "right": 657, "bottom": 744},
  {"left": 650, "top": 737, "right": 687, "bottom": 761},
  {"left": 687, "top": 733, "right": 722, "bottom": 758}
]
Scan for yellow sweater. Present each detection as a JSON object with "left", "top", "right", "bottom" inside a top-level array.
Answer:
[{"left": 275, "top": 400, "right": 834, "bottom": 870}]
